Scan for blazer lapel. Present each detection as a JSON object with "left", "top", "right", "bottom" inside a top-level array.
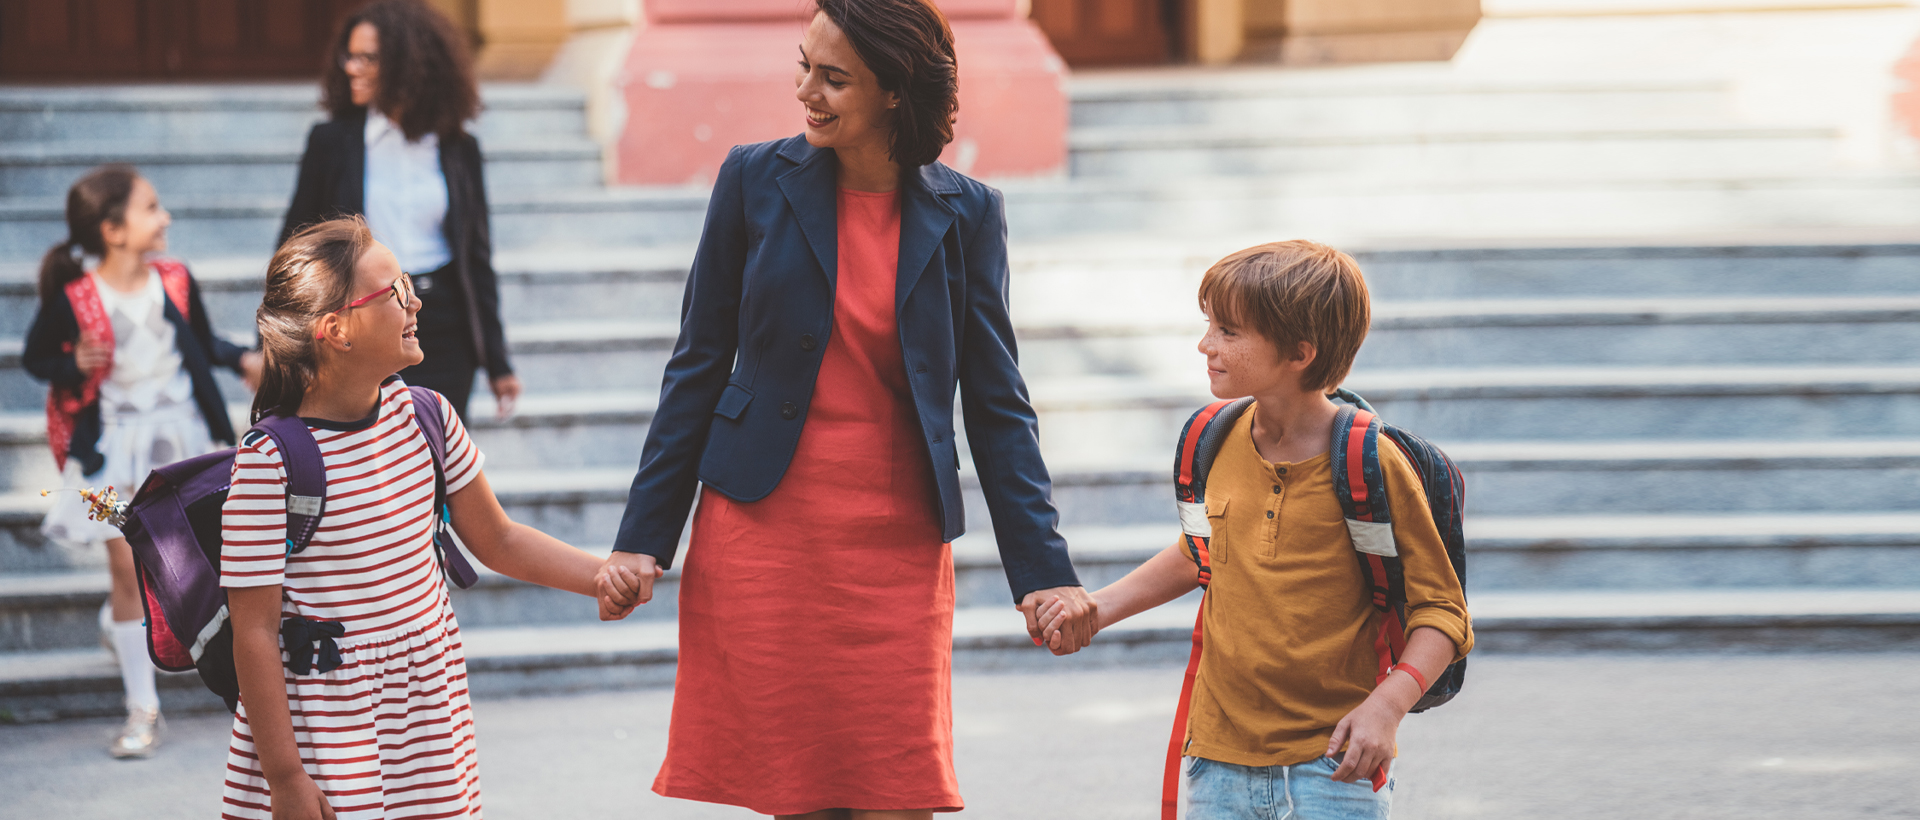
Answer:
[
  {"left": 896, "top": 163, "right": 959, "bottom": 315},
  {"left": 775, "top": 139, "right": 839, "bottom": 288}
]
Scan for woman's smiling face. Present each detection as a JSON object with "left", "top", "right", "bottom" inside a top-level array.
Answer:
[{"left": 795, "top": 11, "right": 898, "bottom": 157}]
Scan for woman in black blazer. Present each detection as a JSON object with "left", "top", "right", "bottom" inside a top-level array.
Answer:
[
  {"left": 599, "top": 2, "right": 1096, "bottom": 816},
  {"left": 280, "top": 0, "right": 517, "bottom": 419}
]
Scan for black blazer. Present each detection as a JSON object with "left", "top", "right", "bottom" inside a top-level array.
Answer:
[
  {"left": 280, "top": 108, "right": 512, "bottom": 378},
  {"left": 23, "top": 271, "right": 248, "bottom": 475},
  {"left": 610, "top": 136, "right": 1080, "bottom": 602}
]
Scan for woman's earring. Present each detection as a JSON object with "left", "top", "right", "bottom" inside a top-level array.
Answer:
[{"left": 344, "top": 341, "right": 352, "bottom": 349}]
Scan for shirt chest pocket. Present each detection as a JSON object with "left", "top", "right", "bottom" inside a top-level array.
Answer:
[{"left": 1206, "top": 494, "right": 1231, "bottom": 565}]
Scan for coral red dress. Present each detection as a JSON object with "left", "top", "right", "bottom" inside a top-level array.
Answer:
[{"left": 653, "top": 187, "right": 962, "bottom": 815}]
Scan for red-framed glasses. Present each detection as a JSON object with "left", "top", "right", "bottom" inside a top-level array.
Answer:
[{"left": 314, "top": 274, "right": 415, "bottom": 339}]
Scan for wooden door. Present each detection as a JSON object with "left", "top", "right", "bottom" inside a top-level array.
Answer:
[
  {"left": 0, "top": 0, "right": 368, "bottom": 80},
  {"left": 1030, "top": 0, "right": 1173, "bottom": 66}
]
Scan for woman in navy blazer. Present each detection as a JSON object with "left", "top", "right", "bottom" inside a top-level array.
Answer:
[{"left": 601, "top": 1, "right": 1095, "bottom": 816}]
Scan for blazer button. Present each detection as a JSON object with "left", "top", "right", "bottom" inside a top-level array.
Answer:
[
  {"left": 780, "top": 402, "right": 799, "bottom": 420},
  {"left": 799, "top": 334, "right": 818, "bottom": 351}
]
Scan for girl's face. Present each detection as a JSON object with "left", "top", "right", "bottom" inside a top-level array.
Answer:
[
  {"left": 338, "top": 242, "right": 422, "bottom": 371},
  {"left": 795, "top": 12, "right": 898, "bottom": 157},
  {"left": 1198, "top": 307, "right": 1314, "bottom": 400},
  {"left": 101, "top": 177, "right": 170, "bottom": 257},
  {"left": 345, "top": 22, "right": 380, "bottom": 107}
]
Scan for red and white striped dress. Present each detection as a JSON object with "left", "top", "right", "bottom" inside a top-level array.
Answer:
[{"left": 219, "top": 380, "right": 486, "bottom": 820}]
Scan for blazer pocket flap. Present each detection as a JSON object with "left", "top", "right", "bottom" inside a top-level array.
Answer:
[{"left": 714, "top": 384, "right": 753, "bottom": 420}]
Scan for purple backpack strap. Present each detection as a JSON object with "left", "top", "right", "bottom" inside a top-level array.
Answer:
[
  {"left": 408, "top": 386, "right": 479, "bottom": 589},
  {"left": 250, "top": 415, "right": 328, "bottom": 555}
]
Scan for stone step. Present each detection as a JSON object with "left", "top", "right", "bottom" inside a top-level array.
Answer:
[
  {"left": 0, "top": 139, "right": 603, "bottom": 199},
  {"left": 1030, "top": 366, "right": 1920, "bottom": 460},
  {"left": 992, "top": 172, "right": 1920, "bottom": 245},
  {"left": 1067, "top": 124, "right": 1845, "bottom": 183},
  {"left": 1067, "top": 70, "right": 1739, "bottom": 132},
  {"left": 0, "top": 246, "right": 696, "bottom": 338},
  {"left": 1018, "top": 296, "right": 1920, "bottom": 380},
  {"left": 1009, "top": 240, "right": 1920, "bottom": 310},
  {"left": 0, "top": 83, "right": 592, "bottom": 157},
  {"left": 10, "top": 511, "right": 1919, "bottom": 653},
  {"left": 0, "top": 188, "right": 710, "bottom": 260},
  {"left": 7, "top": 586, "right": 1918, "bottom": 721}
]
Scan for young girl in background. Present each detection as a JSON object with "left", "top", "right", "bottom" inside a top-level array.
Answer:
[
  {"left": 23, "top": 164, "right": 261, "bottom": 758},
  {"left": 219, "top": 216, "right": 643, "bottom": 820}
]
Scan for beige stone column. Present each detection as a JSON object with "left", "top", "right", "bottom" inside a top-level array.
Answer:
[
  {"left": 473, "top": 0, "right": 572, "bottom": 79},
  {"left": 1191, "top": 0, "right": 1247, "bottom": 65},
  {"left": 1242, "top": 0, "right": 1481, "bottom": 64}
]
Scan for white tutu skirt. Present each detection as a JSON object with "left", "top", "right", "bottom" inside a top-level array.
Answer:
[{"left": 43, "top": 403, "right": 215, "bottom": 550}]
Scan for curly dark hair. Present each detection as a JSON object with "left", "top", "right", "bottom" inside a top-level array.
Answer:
[
  {"left": 321, "top": 0, "right": 479, "bottom": 141},
  {"left": 814, "top": 0, "right": 958, "bottom": 169}
]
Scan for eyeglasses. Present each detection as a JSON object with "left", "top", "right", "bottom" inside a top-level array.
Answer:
[
  {"left": 315, "top": 274, "right": 415, "bottom": 339},
  {"left": 342, "top": 51, "right": 380, "bottom": 70}
]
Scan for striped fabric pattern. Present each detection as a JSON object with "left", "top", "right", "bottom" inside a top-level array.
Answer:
[{"left": 219, "top": 379, "right": 486, "bottom": 820}]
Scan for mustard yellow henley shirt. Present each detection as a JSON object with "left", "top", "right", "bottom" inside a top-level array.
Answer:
[{"left": 1184, "top": 408, "right": 1473, "bottom": 767}]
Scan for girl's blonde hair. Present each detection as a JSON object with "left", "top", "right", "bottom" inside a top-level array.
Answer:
[{"left": 253, "top": 217, "right": 372, "bottom": 422}]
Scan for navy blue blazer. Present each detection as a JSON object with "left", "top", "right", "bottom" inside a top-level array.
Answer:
[{"left": 610, "top": 136, "right": 1080, "bottom": 602}]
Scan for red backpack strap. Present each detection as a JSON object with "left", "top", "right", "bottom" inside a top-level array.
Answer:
[
  {"left": 47, "top": 275, "right": 113, "bottom": 470},
  {"left": 1162, "top": 597, "right": 1206, "bottom": 820},
  {"left": 152, "top": 259, "right": 192, "bottom": 320},
  {"left": 1173, "top": 397, "right": 1254, "bottom": 587}
]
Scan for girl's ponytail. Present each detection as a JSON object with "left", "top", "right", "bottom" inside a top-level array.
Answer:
[
  {"left": 39, "top": 164, "right": 141, "bottom": 305},
  {"left": 253, "top": 217, "right": 370, "bottom": 423}
]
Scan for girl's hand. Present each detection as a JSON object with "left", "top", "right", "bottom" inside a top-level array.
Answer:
[
  {"left": 241, "top": 351, "right": 265, "bottom": 391},
  {"left": 270, "top": 771, "right": 337, "bottom": 820},
  {"left": 74, "top": 334, "right": 111, "bottom": 375}
]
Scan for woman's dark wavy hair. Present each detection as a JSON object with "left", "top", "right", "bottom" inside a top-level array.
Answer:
[
  {"left": 321, "top": 0, "right": 479, "bottom": 141},
  {"left": 38, "top": 164, "right": 141, "bottom": 307},
  {"left": 814, "top": 0, "right": 958, "bottom": 169}
]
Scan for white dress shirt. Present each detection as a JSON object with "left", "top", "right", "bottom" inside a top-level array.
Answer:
[{"left": 363, "top": 110, "right": 453, "bottom": 273}]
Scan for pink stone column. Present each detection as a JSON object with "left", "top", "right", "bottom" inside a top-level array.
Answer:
[{"left": 615, "top": 0, "right": 1067, "bottom": 186}]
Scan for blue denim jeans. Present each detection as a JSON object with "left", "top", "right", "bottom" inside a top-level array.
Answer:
[{"left": 1186, "top": 755, "right": 1393, "bottom": 820}]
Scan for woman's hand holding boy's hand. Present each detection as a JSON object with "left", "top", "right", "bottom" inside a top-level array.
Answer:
[
  {"left": 597, "top": 552, "right": 662, "bottom": 620},
  {"left": 269, "top": 771, "right": 337, "bottom": 820},
  {"left": 1019, "top": 586, "right": 1097, "bottom": 655}
]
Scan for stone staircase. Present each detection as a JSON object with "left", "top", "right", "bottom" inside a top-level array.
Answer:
[{"left": 3, "top": 71, "right": 1919, "bottom": 721}]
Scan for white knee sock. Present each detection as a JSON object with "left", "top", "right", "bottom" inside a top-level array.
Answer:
[{"left": 110, "top": 619, "right": 161, "bottom": 711}]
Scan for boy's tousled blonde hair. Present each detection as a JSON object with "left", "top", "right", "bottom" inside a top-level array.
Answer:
[{"left": 1198, "top": 240, "right": 1371, "bottom": 392}]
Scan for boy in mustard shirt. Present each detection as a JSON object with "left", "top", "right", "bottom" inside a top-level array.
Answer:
[{"left": 1041, "top": 240, "right": 1471, "bottom": 818}]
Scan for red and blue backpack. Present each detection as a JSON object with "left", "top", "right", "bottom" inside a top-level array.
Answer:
[{"left": 1162, "top": 388, "right": 1468, "bottom": 815}]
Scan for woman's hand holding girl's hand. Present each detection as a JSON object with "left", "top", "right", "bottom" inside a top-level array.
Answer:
[
  {"left": 270, "top": 771, "right": 337, "bottom": 820},
  {"left": 74, "top": 333, "right": 111, "bottom": 375},
  {"left": 241, "top": 351, "right": 265, "bottom": 391},
  {"left": 596, "top": 552, "right": 662, "bottom": 620}
]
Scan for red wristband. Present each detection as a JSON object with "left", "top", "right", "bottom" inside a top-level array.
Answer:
[{"left": 1391, "top": 663, "right": 1429, "bottom": 693}]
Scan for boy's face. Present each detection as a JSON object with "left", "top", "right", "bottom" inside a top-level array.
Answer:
[{"left": 1198, "top": 308, "right": 1314, "bottom": 399}]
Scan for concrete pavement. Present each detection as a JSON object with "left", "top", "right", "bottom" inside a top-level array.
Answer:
[{"left": 2, "top": 652, "right": 1916, "bottom": 819}]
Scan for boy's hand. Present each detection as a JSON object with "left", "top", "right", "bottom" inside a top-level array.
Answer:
[
  {"left": 1018, "top": 586, "right": 1097, "bottom": 653},
  {"left": 1036, "top": 597, "right": 1091, "bottom": 655},
  {"left": 1325, "top": 673, "right": 1422, "bottom": 786}
]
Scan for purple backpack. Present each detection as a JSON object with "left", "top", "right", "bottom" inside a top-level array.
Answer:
[{"left": 120, "top": 384, "right": 476, "bottom": 711}]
